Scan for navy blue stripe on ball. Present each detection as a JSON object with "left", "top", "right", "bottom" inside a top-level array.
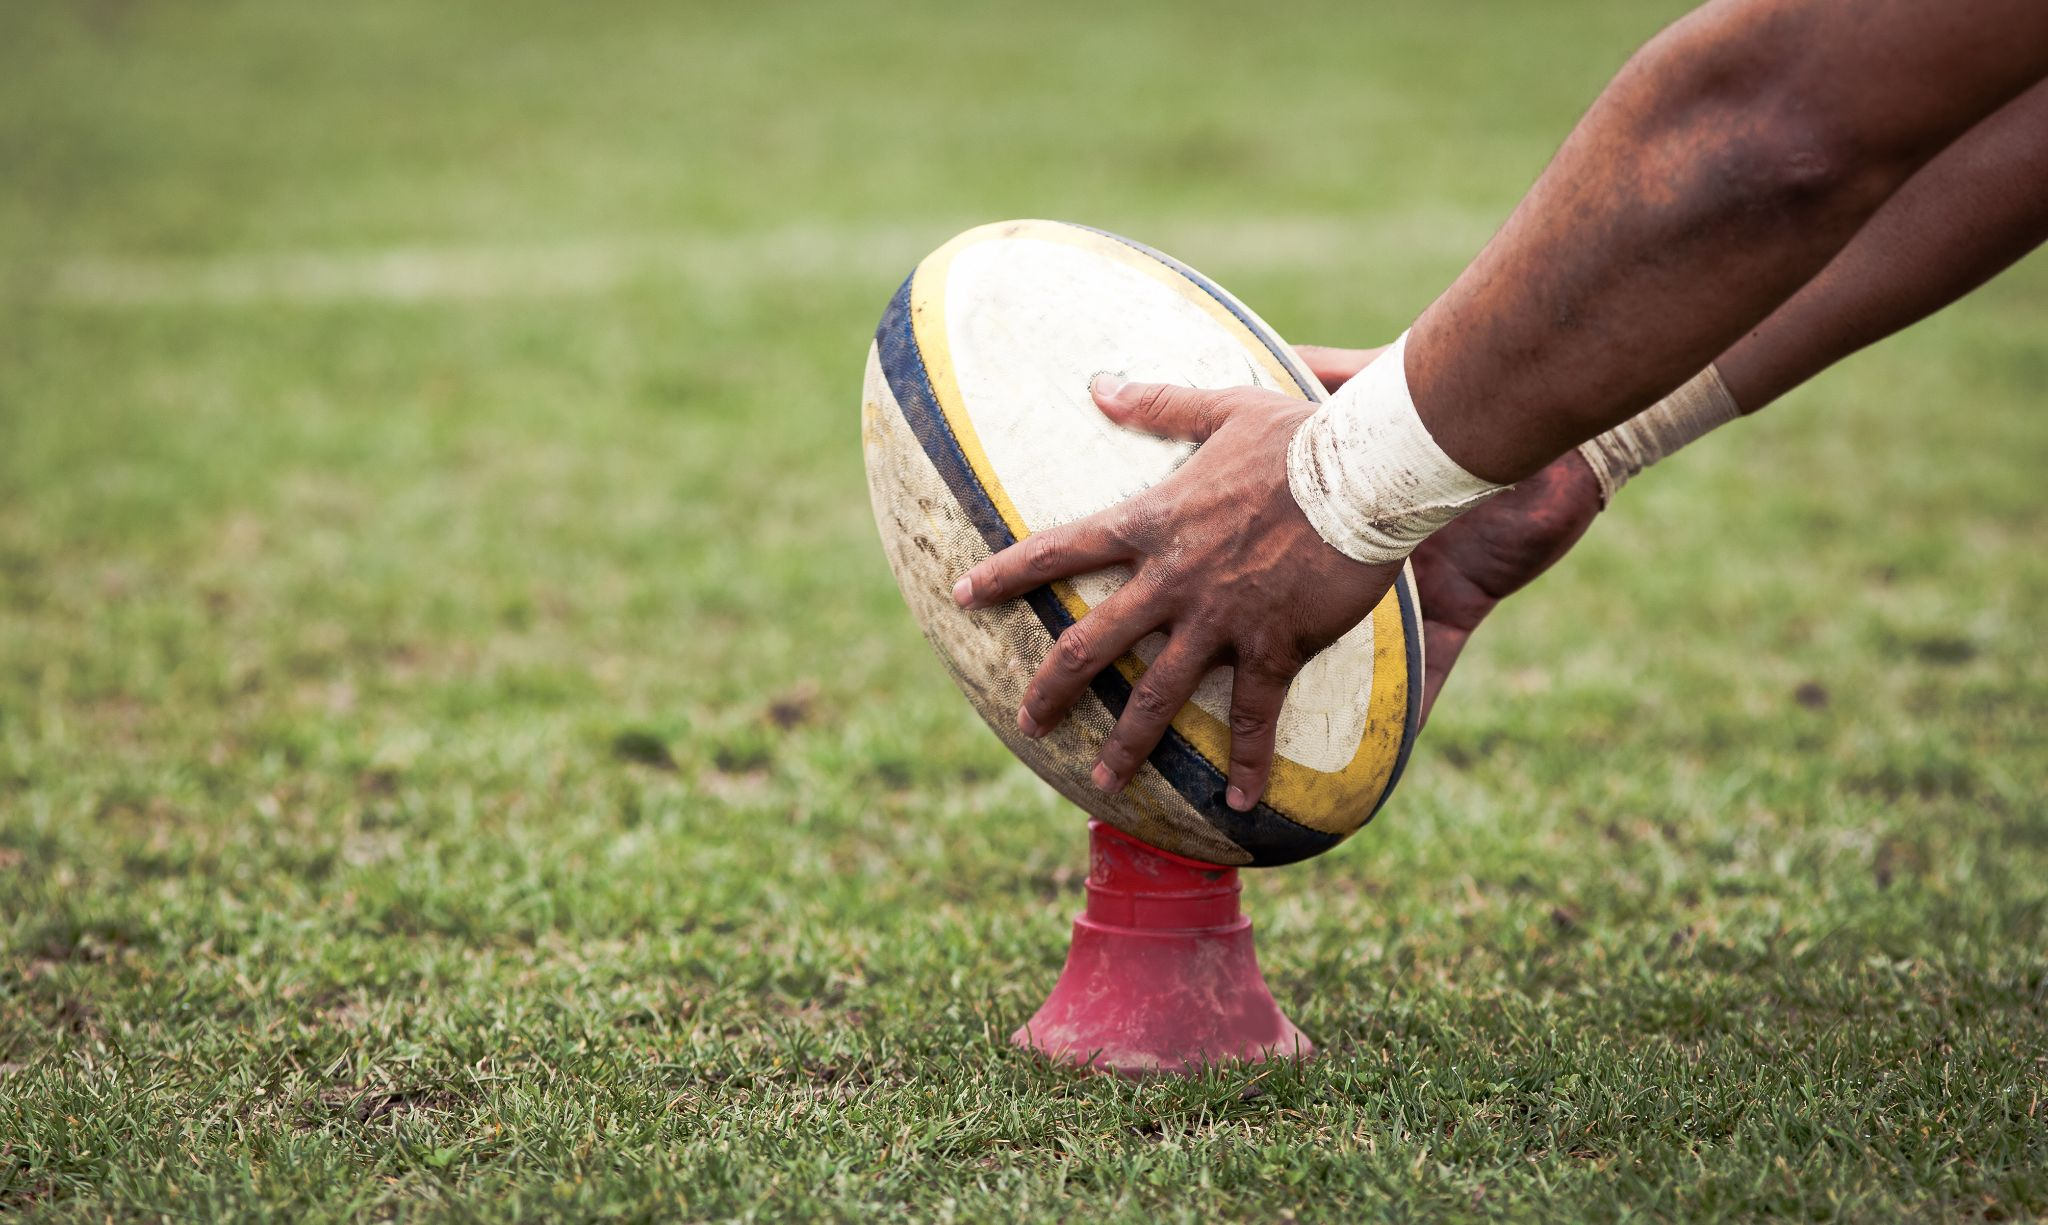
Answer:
[
  {"left": 1080, "top": 661, "right": 1339, "bottom": 867},
  {"left": 876, "top": 275, "right": 1018, "bottom": 554},
  {"left": 874, "top": 251, "right": 1340, "bottom": 868},
  {"left": 1086, "top": 221, "right": 1424, "bottom": 832}
]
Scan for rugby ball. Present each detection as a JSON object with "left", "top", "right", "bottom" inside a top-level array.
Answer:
[{"left": 861, "top": 220, "right": 1420, "bottom": 867}]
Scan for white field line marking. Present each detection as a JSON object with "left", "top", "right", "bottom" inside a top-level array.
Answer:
[{"left": 33, "top": 212, "right": 1500, "bottom": 308}]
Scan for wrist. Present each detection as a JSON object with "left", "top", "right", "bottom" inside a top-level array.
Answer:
[
  {"left": 1575, "top": 364, "right": 1741, "bottom": 506},
  {"left": 1285, "top": 331, "right": 1509, "bottom": 565}
]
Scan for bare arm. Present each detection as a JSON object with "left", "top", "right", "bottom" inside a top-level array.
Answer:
[
  {"left": 1718, "top": 77, "right": 2048, "bottom": 412},
  {"left": 1411, "top": 0, "right": 2048, "bottom": 482},
  {"left": 1355, "top": 77, "right": 2048, "bottom": 722},
  {"left": 958, "top": 0, "right": 2048, "bottom": 810}
]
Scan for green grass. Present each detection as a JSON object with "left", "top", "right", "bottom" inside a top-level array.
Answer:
[{"left": 3, "top": 1, "right": 2046, "bottom": 1220}]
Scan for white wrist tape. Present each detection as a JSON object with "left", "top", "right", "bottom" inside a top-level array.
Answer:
[
  {"left": 1286, "top": 330, "right": 1507, "bottom": 565},
  {"left": 1575, "top": 364, "right": 1741, "bottom": 506}
]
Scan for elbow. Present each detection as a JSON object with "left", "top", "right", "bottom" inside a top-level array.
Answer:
[
  {"left": 1719, "top": 119, "right": 1891, "bottom": 217},
  {"left": 1621, "top": 17, "right": 1928, "bottom": 226},
  {"left": 1633, "top": 91, "right": 1921, "bottom": 240}
]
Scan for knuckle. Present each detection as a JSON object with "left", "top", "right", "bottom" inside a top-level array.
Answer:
[
  {"left": 1128, "top": 383, "right": 1170, "bottom": 419},
  {"left": 1116, "top": 500, "right": 1164, "bottom": 547},
  {"left": 1049, "top": 627, "right": 1096, "bottom": 675},
  {"left": 1024, "top": 540, "right": 1065, "bottom": 582},
  {"left": 1126, "top": 683, "right": 1177, "bottom": 723},
  {"left": 1228, "top": 708, "right": 1271, "bottom": 739},
  {"left": 1234, "top": 638, "right": 1292, "bottom": 679}
]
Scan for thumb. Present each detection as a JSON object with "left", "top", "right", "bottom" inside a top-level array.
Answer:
[{"left": 1092, "top": 375, "right": 1233, "bottom": 443}]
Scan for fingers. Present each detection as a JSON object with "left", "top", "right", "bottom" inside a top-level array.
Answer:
[
  {"left": 1417, "top": 621, "right": 1469, "bottom": 728},
  {"left": 1016, "top": 578, "right": 1164, "bottom": 739},
  {"left": 1222, "top": 661, "right": 1290, "bottom": 811},
  {"left": 1291, "top": 344, "right": 1386, "bottom": 393},
  {"left": 954, "top": 510, "right": 1125, "bottom": 609},
  {"left": 1093, "top": 636, "right": 1214, "bottom": 793},
  {"left": 1092, "top": 375, "right": 1234, "bottom": 443}
]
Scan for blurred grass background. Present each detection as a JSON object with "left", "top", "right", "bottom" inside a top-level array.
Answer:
[{"left": 2, "top": 1, "right": 2045, "bottom": 1220}]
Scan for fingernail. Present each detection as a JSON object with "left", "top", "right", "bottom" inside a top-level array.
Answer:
[
  {"left": 952, "top": 575, "right": 973, "bottom": 607},
  {"left": 1091, "top": 762, "right": 1117, "bottom": 792},
  {"left": 1092, "top": 373, "right": 1124, "bottom": 398},
  {"left": 1018, "top": 709, "right": 1043, "bottom": 738},
  {"left": 1226, "top": 785, "right": 1251, "bottom": 811}
]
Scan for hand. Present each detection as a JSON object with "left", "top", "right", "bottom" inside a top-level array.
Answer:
[
  {"left": 1295, "top": 346, "right": 1605, "bottom": 725},
  {"left": 952, "top": 375, "right": 1402, "bottom": 811}
]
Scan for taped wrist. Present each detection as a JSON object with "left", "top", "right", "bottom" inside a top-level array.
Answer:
[
  {"left": 1576, "top": 364, "right": 1741, "bottom": 507},
  {"left": 1285, "top": 330, "right": 1507, "bottom": 565}
]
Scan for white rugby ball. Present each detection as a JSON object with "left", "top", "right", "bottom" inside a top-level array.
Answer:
[{"left": 861, "top": 220, "right": 1420, "bottom": 866}]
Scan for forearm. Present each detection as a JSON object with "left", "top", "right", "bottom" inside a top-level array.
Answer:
[
  {"left": 1406, "top": 0, "right": 2048, "bottom": 483},
  {"left": 1716, "top": 78, "right": 2048, "bottom": 413},
  {"left": 1578, "top": 80, "right": 2048, "bottom": 500}
]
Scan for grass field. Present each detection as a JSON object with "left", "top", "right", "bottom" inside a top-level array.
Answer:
[{"left": 4, "top": 2, "right": 2047, "bottom": 1220}]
